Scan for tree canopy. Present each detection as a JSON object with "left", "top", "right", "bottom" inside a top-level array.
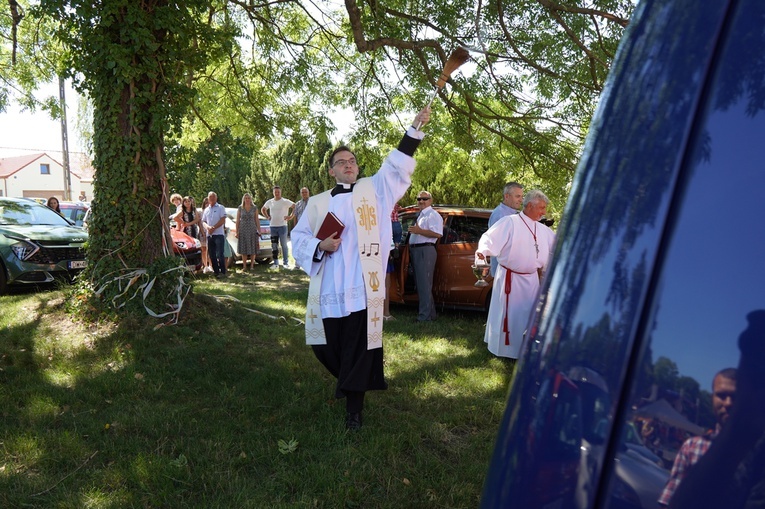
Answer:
[
  {"left": 1, "top": 0, "right": 635, "bottom": 316},
  {"left": 148, "top": 0, "right": 635, "bottom": 209}
]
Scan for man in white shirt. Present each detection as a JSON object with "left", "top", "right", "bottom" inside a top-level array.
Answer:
[
  {"left": 407, "top": 191, "right": 443, "bottom": 322},
  {"left": 291, "top": 106, "right": 431, "bottom": 430},
  {"left": 201, "top": 191, "right": 228, "bottom": 278},
  {"left": 261, "top": 186, "right": 294, "bottom": 267}
]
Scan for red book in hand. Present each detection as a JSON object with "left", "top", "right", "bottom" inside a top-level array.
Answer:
[{"left": 316, "top": 211, "right": 345, "bottom": 240}]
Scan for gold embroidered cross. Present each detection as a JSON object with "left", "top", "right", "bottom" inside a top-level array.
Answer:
[{"left": 308, "top": 310, "right": 318, "bottom": 324}]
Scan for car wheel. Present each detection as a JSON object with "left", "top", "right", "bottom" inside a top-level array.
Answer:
[
  {"left": 485, "top": 289, "right": 492, "bottom": 313},
  {"left": 256, "top": 258, "right": 272, "bottom": 265}
]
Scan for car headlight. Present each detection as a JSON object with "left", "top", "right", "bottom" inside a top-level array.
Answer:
[
  {"left": 8, "top": 237, "right": 40, "bottom": 261},
  {"left": 194, "top": 238, "right": 201, "bottom": 249}
]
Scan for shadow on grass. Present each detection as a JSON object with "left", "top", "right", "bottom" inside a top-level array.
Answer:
[
  {"left": 0, "top": 269, "right": 512, "bottom": 508},
  {"left": 1, "top": 290, "right": 306, "bottom": 507}
]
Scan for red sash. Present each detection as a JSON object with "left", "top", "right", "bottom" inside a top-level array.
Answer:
[{"left": 500, "top": 265, "right": 534, "bottom": 345}]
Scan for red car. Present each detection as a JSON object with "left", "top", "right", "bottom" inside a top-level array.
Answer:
[{"left": 170, "top": 228, "right": 202, "bottom": 270}]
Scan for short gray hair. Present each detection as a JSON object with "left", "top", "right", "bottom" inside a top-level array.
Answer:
[
  {"left": 503, "top": 182, "right": 523, "bottom": 195},
  {"left": 523, "top": 189, "right": 549, "bottom": 207}
]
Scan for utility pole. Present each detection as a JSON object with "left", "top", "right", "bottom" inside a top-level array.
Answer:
[{"left": 59, "top": 76, "right": 72, "bottom": 200}]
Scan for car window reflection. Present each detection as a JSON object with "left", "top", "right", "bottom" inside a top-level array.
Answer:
[
  {"left": 606, "top": 1, "right": 765, "bottom": 507},
  {"left": 444, "top": 215, "right": 487, "bottom": 244},
  {"left": 0, "top": 201, "right": 72, "bottom": 226}
]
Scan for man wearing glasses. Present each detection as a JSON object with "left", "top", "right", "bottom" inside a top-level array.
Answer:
[
  {"left": 408, "top": 191, "right": 443, "bottom": 322},
  {"left": 291, "top": 107, "right": 431, "bottom": 430}
]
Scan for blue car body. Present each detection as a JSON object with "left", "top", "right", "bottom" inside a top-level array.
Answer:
[{"left": 482, "top": 0, "right": 765, "bottom": 507}]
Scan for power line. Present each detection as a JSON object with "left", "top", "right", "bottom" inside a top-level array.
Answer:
[{"left": 0, "top": 146, "right": 87, "bottom": 156}]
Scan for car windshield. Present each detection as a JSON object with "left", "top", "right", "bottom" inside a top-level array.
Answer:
[{"left": 0, "top": 200, "right": 72, "bottom": 226}]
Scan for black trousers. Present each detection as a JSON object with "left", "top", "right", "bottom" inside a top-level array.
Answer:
[{"left": 312, "top": 309, "right": 387, "bottom": 411}]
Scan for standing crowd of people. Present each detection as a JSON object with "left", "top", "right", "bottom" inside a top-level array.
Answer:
[{"left": 165, "top": 187, "right": 312, "bottom": 278}]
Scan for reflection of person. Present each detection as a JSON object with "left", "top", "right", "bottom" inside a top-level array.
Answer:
[
  {"left": 488, "top": 182, "right": 524, "bottom": 277},
  {"left": 659, "top": 367, "right": 737, "bottom": 506},
  {"left": 475, "top": 190, "right": 555, "bottom": 359},
  {"left": 669, "top": 311, "right": 765, "bottom": 509},
  {"left": 641, "top": 418, "right": 657, "bottom": 444},
  {"left": 261, "top": 186, "right": 294, "bottom": 268},
  {"left": 407, "top": 191, "right": 443, "bottom": 322},
  {"left": 202, "top": 191, "right": 228, "bottom": 278},
  {"left": 291, "top": 106, "right": 431, "bottom": 430},
  {"left": 236, "top": 193, "right": 261, "bottom": 271}
]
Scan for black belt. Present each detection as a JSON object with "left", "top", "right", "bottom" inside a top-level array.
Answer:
[{"left": 410, "top": 243, "right": 436, "bottom": 248}]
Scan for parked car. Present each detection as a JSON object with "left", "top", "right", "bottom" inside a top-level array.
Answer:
[
  {"left": 82, "top": 207, "right": 202, "bottom": 271},
  {"left": 0, "top": 197, "right": 88, "bottom": 294},
  {"left": 390, "top": 205, "right": 493, "bottom": 311},
  {"left": 58, "top": 201, "right": 89, "bottom": 227},
  {"left": 224, "top": 207, "right": 272, "bottom": 265},
  {"left": 482, "top": 1, "right": 765, "bottom": 508}
]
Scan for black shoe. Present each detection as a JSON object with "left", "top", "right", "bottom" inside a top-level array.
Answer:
[{"left": 345, "top": 412, "right": 362, "bottom": 431}]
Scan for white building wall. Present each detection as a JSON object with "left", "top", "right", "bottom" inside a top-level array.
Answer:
[
  {"left": 6, "top": 155, "right": 81, "bottom": 200},
  {"left": 79, "top": 179, "right": 93, "bottom": 202}
]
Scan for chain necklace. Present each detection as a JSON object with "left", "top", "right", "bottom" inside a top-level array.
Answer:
[{"left": 519, "top": 214, "right": 538, "bottom": 257}]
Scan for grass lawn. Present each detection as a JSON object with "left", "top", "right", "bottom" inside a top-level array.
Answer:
[{"left": 0, "top": 264, "right": 514, "bottom": 508}]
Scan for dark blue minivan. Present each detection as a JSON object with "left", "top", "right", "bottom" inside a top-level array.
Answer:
[{"left": 481, "top": 0, "right": 765, "bottom": 508}]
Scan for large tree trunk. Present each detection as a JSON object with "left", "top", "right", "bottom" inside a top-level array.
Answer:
[{"left": 84, "top": 3, "right": 175, "bottom": 284}]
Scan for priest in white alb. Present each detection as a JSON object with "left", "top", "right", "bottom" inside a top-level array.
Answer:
[
  {"left": 291, "top": 106, "right": 431, "bottom": 430},
  {"left": 475, "top": 189, "right": 556, "bottom": 359}
]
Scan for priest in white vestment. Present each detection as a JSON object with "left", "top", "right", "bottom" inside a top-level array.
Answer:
[
  {"left": 476, "top": 190, "right": 556, "bottom": 359},
  {"left": 291, "top": 107, "right": 431, "bottom": 430}
]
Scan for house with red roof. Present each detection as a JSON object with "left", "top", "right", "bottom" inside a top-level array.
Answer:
[{"left": 0, "top": 152, "right": 93, "bottom": 201}]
